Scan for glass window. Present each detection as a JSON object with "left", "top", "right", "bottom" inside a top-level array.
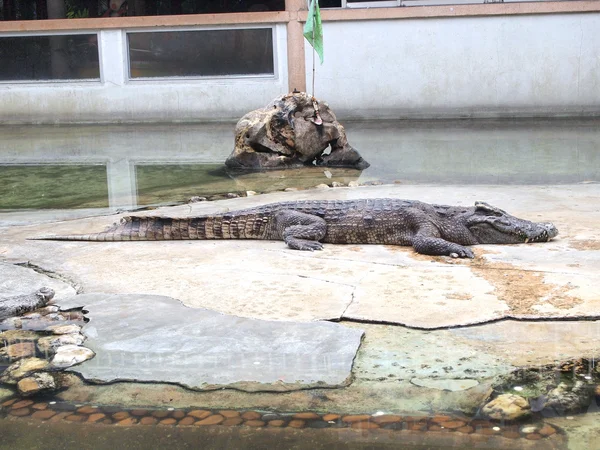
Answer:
[
  {"left": 127, "top": 28, "right": 275, "bottom": 79},
  {"left": 0, "top": 34, "right": 100, "bottom": 81}
]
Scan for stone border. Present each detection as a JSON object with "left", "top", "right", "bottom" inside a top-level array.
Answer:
[{"left": 0, "top": 398, "right": 559, "bottom": 441}]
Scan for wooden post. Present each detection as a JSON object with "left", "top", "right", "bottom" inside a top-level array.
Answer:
[{"left": 285, "top": 0, "right": 306, "bottom": 93}]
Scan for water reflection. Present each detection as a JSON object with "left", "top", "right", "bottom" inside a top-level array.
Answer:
[{"left": 0, "top": 119, "right": 598, "bottom": 213}]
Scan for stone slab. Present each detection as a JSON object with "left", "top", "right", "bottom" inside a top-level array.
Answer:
[
  {"left": 0, "top": 262, "right": 76, "bottom": 301},
  {"left": 0, "top": 184, "right": 598, "bottom": 328},
  {"left": 57, "top": 293, "right": 364, "bottom": 392}
]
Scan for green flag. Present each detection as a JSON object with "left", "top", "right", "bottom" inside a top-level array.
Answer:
[{"left": 303, "top": 0, "right": 323, "bottom": 64}]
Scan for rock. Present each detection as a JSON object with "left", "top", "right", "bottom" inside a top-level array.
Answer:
[
  {"left": 17, "top": 372, "right": 57, "bottom": 397},
  {"left": 543, "top": 381, "right": 592, "bottom": 415},
  {"left": 0, "top": 358, "right": 50, "bottom": 384},
  {"left": 331, "top": 182, "right": 344, "bottom": 187},
  {"left": 36, "top": 306, "right": 60, "bottom": 316},
  {"left": 188, "top": 196, "right": 207, "bottom": 203},
  {"left": 50, "top": 345, "right": 95, "bottom": 369},
  {"left": 482, "top": 394, "right": 531, "bottom": 421},
  {"left": 0, "top": 330, "right": 40, "bottom": 343},
  {"left": 0, "top": 387, "right": 13, "bottom": 402},
  {"left": 246, "top": 191, "right": 257, "bottom": 196},
  {"left": 5, "top": 342, "right": 36, "bottom": 360},
  {"left": 226, "top": 92, "right": 369, "bottom": 170},
  {"left": 347, "top": 181, "right": 360, "bottom": 187},
  {"left": 314, "top": 184, "right": 330, "bottom": 189},
  {"left": 37, "top": 334, "right": 85, "bottom": 355},
  {"left": 46, "top": 325, "right": 82, "bottom": 335}
]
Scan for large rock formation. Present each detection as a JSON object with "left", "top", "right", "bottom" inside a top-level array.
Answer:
[{"left": 226, "top": 92, "right": 369, "bottom": 170}]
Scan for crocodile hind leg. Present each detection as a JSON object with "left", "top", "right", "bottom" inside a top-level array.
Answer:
[
  {"left": 274, "top": 210, "right": 327, "bottom": 251},
  {"left": 413, "top": 232, "right": 474, "bottom": 258}
]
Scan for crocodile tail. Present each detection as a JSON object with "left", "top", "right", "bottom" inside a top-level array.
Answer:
[{"left": 32, "top": 214, "right": 272, "bottom": 241}]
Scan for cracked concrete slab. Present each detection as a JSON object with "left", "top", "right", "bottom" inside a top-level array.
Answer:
[
  {"left": 0, "top": 262, "right": 76, "bottom": 300},
  {"left": 0, "top": 184, "right": 598, "bottom": 328},
  {"left": 56, "top": 293, "right": 364, "bottom": 392}
]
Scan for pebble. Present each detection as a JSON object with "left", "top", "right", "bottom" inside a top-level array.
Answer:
[
  {"left": 130, "top": 409, "right": 148, "bottom": 416},
  {"left": 442, "top": 420, "right": 467, "bottom": 429},
  {"left": 50, "top": 345, "right": 95, "bottom": 369},
  {"left": 112, "top": 411, "right": 130, "bottom": 420},
  {"left": 482, "top": 394, "right": 531, "bottom": 421},
  {"left": 314, "top": 184, "right": 330, "bottom": 189},
  {"left": 331, "top": 182, "right": 344, "bottom": 187},
  {"left": 287, "top": 419, "right": 305, "bottom": 428},
  {"left": 87, "top": 413, "right": 107, "bottom": 423},
  {"left": 171, "top": 411, "right": 186, "bottom": 419},
  {"left": 241, "top": 411, "right": 262, "bottom": 420},
  {"left": 177, "top": 417, "right": 195, "bottom": 426},
  {"left": 65, "top": 414, "right": 86, "bottom": 422},
  {"left": 5, "top": 342, "right": 36, "bottom": 359},
  {"left": 244, "top": 420, "right": 265, "bottom": 427},
  {"left": 11, "top": 399, "right": 34, "bottom": 409},
  {"left": 520, "top": 425, "right": 540, "bottom": 434},
  {"left": 456, "top": 426, "right": 474, "bottom": 434},
  {"left": 195, "top": 414, "right": 225, "bottom": 426},
  {"left": 222, "top": 418, "right": 243, "bottom": 426},
  {"left": 17, "top": 373, "right": 57, "bottom": 396},
  {"left": 139, "top": 417, "right": 157, "bottom": 425},
  {"left": 152, "top": 410, "right": 170, "bottom": 418},
  {"left": 246, "top": 191, "right": 257, "bottom": 196},
  {"left": 9, "top": 408, "right": 31, "bottom": 417},
  {"left": 342, "top": 415, "right": 372, "bottom": 423},
  {"left": 351, "top": 421, "right": 379, "bottom": 429},
  {"left": 116, "top": 418, "right": 137, "bottom": 426},
  {"left": 431, "top": 415, "right": 453, "bottom": 423},
  {"left": 322, "top": 414, "right": 341, "bottom": 421},
  {"left": 31, "top": 410, "right": 57, "bottom": 420},
  {"left": 268, "top": 420, "right": 285, "bottom": 427},
  {"left": 372, "top": 415, "right": 402, "bottom": 424},
  {"left": 538, "top": 424, "right": 557, "bottom": 436},
  {"left": 502, "top": 431, "right": 521, "bottom": 439},
  {"left": 46, "top": 325, "right": 82, "bottom": 335},
  {"left": 159, "top": 418, "right": 177, "bottom": 425},
  {"left": 32, "top": 403, "right": 48, "bottom": 410},
  {"left": 1, "top": 358, "right": 49, "bottom": 383},
  {"left": 49, "top": 412, "right": 71, "bottom": 422},
  {"left": 1, "top": 398, "right": 17, "bottom": 407},
  {"left": 188, "top": 410, "right": 211, "bottom": 419},
  {"left": 347, "top": 181, "right": 360, "bottom": 187},
  {"left": 525, "top": 433, "right": 543, "bottom": 440},
  {"left": 409, "top": 423, "right": 427, "bottom": 431},
  {"left": 219, "top": 410, "right": 240, "bottom": 418},
  {"left": 77, "top": 406, "right": 100, "bottom": 414}
]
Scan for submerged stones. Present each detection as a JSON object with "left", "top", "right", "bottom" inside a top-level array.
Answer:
[
  {"left": 482, "top": 394, "right": 531, "bottom": 421},
  {"left": 17, "top": 372, "right": 57, "bottom": 397},
  {"left": 50, "top": 345, "right": 95, "bottom": 370}
]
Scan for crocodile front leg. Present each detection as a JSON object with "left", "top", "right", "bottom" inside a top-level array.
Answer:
[
  {"left": 413, "top": 232, "right": 474, "bottom": 258},
  {"left": 274, "top": 210, "right": 327, "bottom": 251}
]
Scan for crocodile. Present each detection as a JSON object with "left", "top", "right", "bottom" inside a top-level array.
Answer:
[
  {"left": 0, "top": 288, "right": 55, "bottom": 320},
  {"left": 35, "top": 199, "right": 558, "bottom": 259}
]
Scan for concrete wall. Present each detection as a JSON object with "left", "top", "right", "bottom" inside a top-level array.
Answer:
[
  {"left": 306, "top": 13, "right": 600, "bottom": 119},
  {"left": 0, "top": 24, "right": 289, "bottom": 124}
]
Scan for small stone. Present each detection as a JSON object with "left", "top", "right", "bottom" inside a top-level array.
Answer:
[
  {"left": 322, "top": 414, "right": 340, "bottom": 421},
  {"left": 64, "top": 414, "right": 85, "bottom": 422},
  {"left": 478, "top": 427, "right": 500, "bottom": 435},
  {"left": 442, "top": 420, "right": 467, "bottom": 429},
  {"left": 195, "top": 414, "right": 224, "bottom": 426},
  {"left": 177, "top": 417, "right": 195, "bottom": 426},
  {"left": 77, "top": 406, "right": 99, "bottom": 414},
  {"left": 32, "top": 403, "right": 48, "bottom": 410},
  {"left": 284, "top": 188, "right": 299, "bottom": 192},
  {"left": 88, "top": 413, "right": 106, "bottom": 423},
  {"left": 22, "top": 313, "right": 42, "bottom": 319},
  {"left": 314, "top": 184, "right": 330, "bottom": 189},
  {"left": 1, "top": 398, "right": 17, "bottom": 407},
  {"left": 5, "top": 342, "right": 36, "bottom": 360},
  {"left": 188, "top": 196, "right": 207, "bottom": 203},
  {"left": 139, "top": 417, "right": 157, "bottom": 425},
  {"left": 342, "top": 414, "right": 371, "bottom": 423},
  {"left": 293, "top": 412, "right": 320, "bottom": 420},
  {"left": 351, "top": 421, "right": 379, "bottom": 429},
  {"left": 219, "top": 410, "right": 240, "bottom": 418},
  {"left": 520, "top": 425, "right": 540, "bottom": 434},
  {"left": 112, "top": 411, "right": 130, "bottom": 420},
  {"left": 50, "top": 345, "right": 94, "bottom": 369},
  {"left": 525, "top": 433, "right": 543, "bottom": 440},
  {"left": 456, "top": 426, "right": 475, "bottom": 434},
  {"left": 152, "top": 410, "right": 170, "bottom": 418},
  {"left": 226, "top": 193, "right": 239, "bottom": 198},
  {"left": 288, "top": 419, "right": 305, "bottom": 428},
  {"left": 428, "top": 425, "right": 444, "bottom": 431},
  {"left": 347, "top": 181, "right": 360, "bottom": 187},
  {"left": 37, "top": 306, "right": 60, "bottom": 316},
  {"left": 502, "top": 431, "right": 521, "bottom": 439},
  {"left": 244, "top": 420, "right": 265, "bottom": 427},
  {"left": 130, "top": 409, "right": 148, "bottom": 416},
  {"left": 171, "top": 410, "right": 186, "bottom": 419},
  {"left": 246, "top": 191, "right": 257, "bottom": 196},
  {"left": 48, "top": 412, "right": 71, "bottom": 422},
  {"left": 159, "top": 418, "right": 177, "bottom": 425},
  {"left": 46, "top": 325, "right": 82, "bottom": 335},
  {"left": 1, "top": 358, "right": 49, "bottom": 384},
  {"left": 222, "top": 418, "right": 243, "bottom": 426},
  {"left": 268, "top": 420, "right": 285, "bottom": 427},
  {"left": 409, "top": 423, "right": 427, "bottom": 431},
  {"left": 17, "top": 373, "right": 57, "bottom": 396},
  {"left": 32, "top": 410, "right": 57, "bottom": 420},
  {"left": 431, "top": 415, "right": 453, "bottom": 423},
  {"left": 116, "top": 418, "right": 138, "bottom": 426},
  {"left": 102, "top": 419, "right": 113, "bottom": 425},
  {"left": 9, "top": 408, "right": 31, "bottom": 417},
  {"left": 372, "top": 415, "right": 402, "bottom": 424},
  {"left": 331, "top": 182, "right": 344, "bottom": 187},
  {"left": 188, "top": 410, "right": 211, "bottom": 419},
  {"left": 11, "top": 399, "right": 34, "bottom": 409},
  {"left": 37, "top": 334, "right": 85, "bottom": 355},
  {"left": 241, "top": 411, "right": 262, "bottom": 420},
  {"left": 538, "top": 424, "right": 557, "bottom": 436},
  {"left": 482, "top": 394, "right": 531, "bottom": 421},
  {"left": 0, "top": 330, "right": 39, "bottom": 343}
]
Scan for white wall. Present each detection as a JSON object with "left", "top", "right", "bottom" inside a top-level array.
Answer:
[
  {"left": 306, "top": 13, "right": 600, "bottom": 119},
  {"left": 0, "top": 24, "right": 289, "bottom": 124}
]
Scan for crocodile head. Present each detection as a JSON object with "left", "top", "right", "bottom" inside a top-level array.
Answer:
[{"left": 466, "top": 202, "right": 558, "bottom": 244}]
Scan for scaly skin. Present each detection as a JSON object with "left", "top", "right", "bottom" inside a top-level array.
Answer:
[
  {"left": 0, "top": 288, "right": 55, "bottom": 320},
  {"left": 35, "top": 199, "right": 558, "bottom": 258}
]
